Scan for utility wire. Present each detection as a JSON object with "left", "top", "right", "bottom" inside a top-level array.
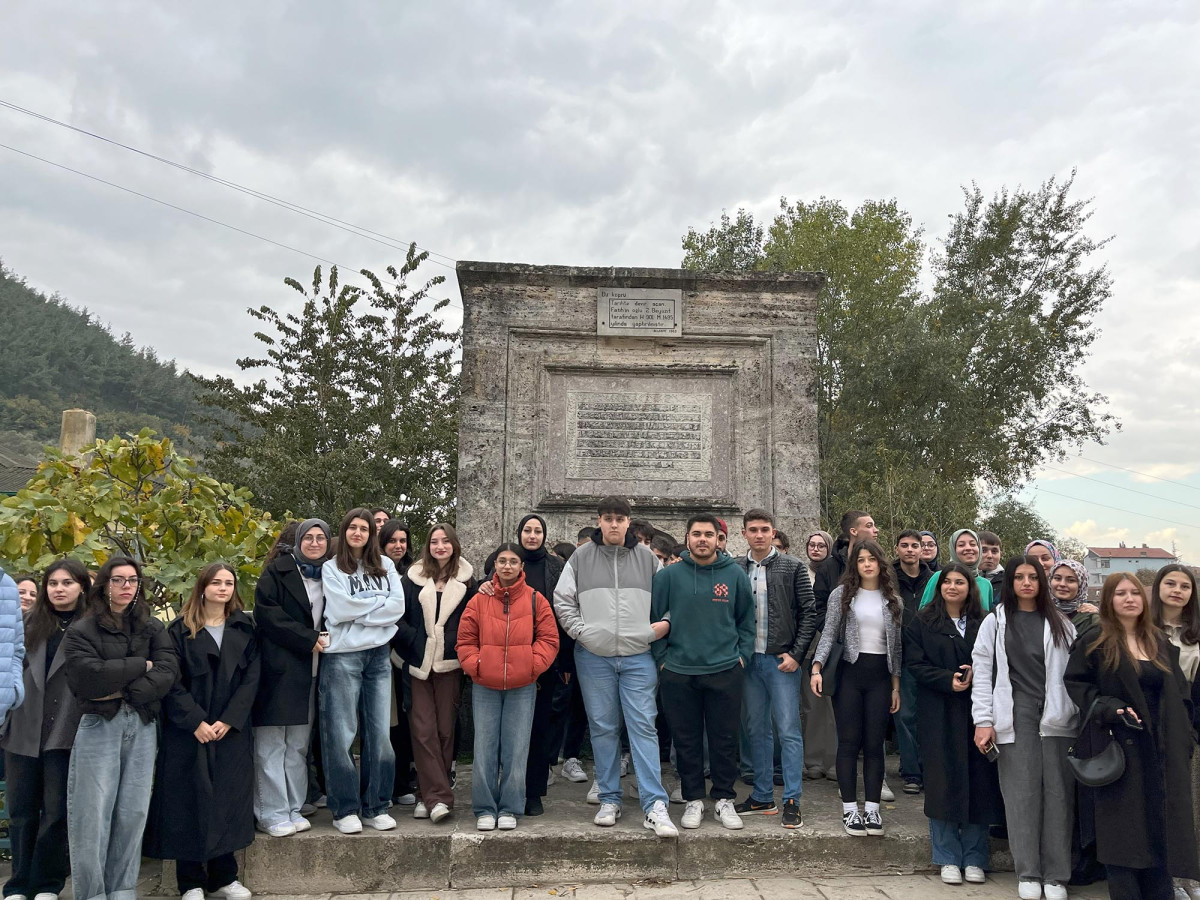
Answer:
[
  {"left": 0, "top": 141, "right": 463, "bottom": 311},
  {"left": 1040, "top": 464, "right": 1200, "bottom": 513},
  {"left": 0, "top": 98, "right": 458, "bottom": 269},
  {"left": 1075, "top": 455, "right": 1200, "bottom": 495},
  {"left": 1033, "top": 486, "right": 1200, "bottom": 531}
]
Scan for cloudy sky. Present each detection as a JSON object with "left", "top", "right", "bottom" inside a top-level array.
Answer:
[{"left": 2, "top": 1, "right": 1198, "bottom": 559}]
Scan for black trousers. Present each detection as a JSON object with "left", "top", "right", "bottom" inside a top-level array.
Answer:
[
  {"left": 660, "top": 664, "right": 744, "bottom": 801},
  {"left": 832, "top": 653, "right": 891, "bottom": 804},
  {"left": 176, "top": 852, "right": 238, "bottom": 894},
  {"left": 391, "top": 667, "right": 415, "bottom": 795},
  {"left": 1105, "top": 864, "right": 1172, "bottom": 900},
  {"left": 525, "top": 670, "right": 573, "bottom": 801},
  {"left": 3, "top": 749, "right": 71, "bottom": 897},
  {"left": 561, "top": 679, "right": 588, "bottom": 759}
]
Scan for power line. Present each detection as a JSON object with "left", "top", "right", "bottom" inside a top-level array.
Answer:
[
  {"left": 0, "top": 98, "right": 458, "bottom": 269},
  {"left": 0, "top": 141, "right": 463, "bottom": 311},
  {"left": 1033, "top": 486, "right": 1200, "bottom": 531},
  {"left": 1076, "top": 455, "right": 1200, "bottom": 495},
  {"left": 1040, "top": 464, "right": 1200, "bottom": 513}
]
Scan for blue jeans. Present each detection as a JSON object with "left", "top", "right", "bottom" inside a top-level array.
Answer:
[
  {"left": 67, "top": 706, "right": 157, "bottom": 900},
  {"left": 930, "top": 818, "right": 991, "bottom": 869},
  {"left": 319, "top": 644, "right": 395, "bottom": 819},
  {"left": 574, "top": 645, "right": 667, "bottom": 812},
  {"left": 471, "top": 683, "right": 536, "bottom": 817},
  {"left": 895, "top": 668, "right": 921, "bottom": 783},
  {"left": 743, "top": 652, "right": 804, "bottom": 803},
  {"left": 254, "top": 686, "right": 315, "bottom": 828}
]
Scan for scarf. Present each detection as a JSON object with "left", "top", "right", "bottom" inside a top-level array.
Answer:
[
  {"left": 294, "top": 517, "right": 332, "bottom": 579},
  {"left": 517, "top": 513, "right": 550, "bottom": 596},
  {"left": 1025, "top": 539, "right": 1060, "bottom": 563},
  {"left": 807, "top": 530, "right": 835, "bottom": 566},
  {"left": 1050, "top": 559, "right": 1088, "bottom": 615},
  {"left": 949, "top": 528, "right": 981, "bottom": 577},
  {"left": 919, "top": 531, "right": 940, "bottom": 572}
]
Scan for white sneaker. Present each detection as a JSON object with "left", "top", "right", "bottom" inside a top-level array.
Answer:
[
  {"left": 547, "top": 766, "right": 556, "bottom": 787},
  {"left": 714, "top": 798, "right": 744, "bottom": 830},
  {"left": 367, "top": 813, "right": 397, "bottom": 830},
  {"left": 395, "top": 792, "right": 417, "bottom": 806},
  {"left": 183, "top": 890, "right": 204, "bottom": 900},
  {"left": 880, "top": 780, "right": 895, "bottom": 802},
  {"left": 430, "top": 802, "right": 451, "bottom": 823},
  {"left": 289, "top": 816, "right": 311, "bottom": 833},
  {"left": 620, "top": 752, "right": 631, "bottom": 777},
  {"left": 208, "top": 881, "right": 252, "bottom": 900},
  {"left": 594, "top": 802, "right": 621, "bottom": 826},
  {"left": 256, "top": 820, "right": 296, "bottom": 837},
  {"left": 497, "top": 814, "right": 517, "bottom": 830},
  {"left": 964, "top": 867, "right": 986, "bottom": 884},
  {"left": 586, "top": 780, "right": 600, "bottom": 804},
  {"left": 681, "top": 799, "right": 704, "bottom": 829},
  {"left": 1175, "top": 889, "right": 1190, "bottom": 900},
  {"left": 414, "top": 801, "right": 430, "bottom": 819},
  {"left": 333, "top": 814, "right": 362, "bottom": 834},
  {"left": 941, "top": 865, "right": 963, "bottom": 885},
  {"left": 33, "top": 894, "right": 58, "bottom": 900},
  {"left": 478, "top": 814, "right": 496, "bottom": 830},
  {"left": 562, "top": 757, "right": 588, "bottom": 782},
  {"left": 643, "top": 800, "right": 678, "bottom": 837},
  {"left": 669, "top": 784, "right": 684, "bottom": 804},
  {"left": 1018, "top": 881, "right": 1043, "bottom": 900},
  {"left": 1043, "top": 885, "right": 1066, "bottom": 900}
]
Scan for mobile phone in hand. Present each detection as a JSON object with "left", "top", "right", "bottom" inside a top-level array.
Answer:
[{"left": 983, "top": 741, "right": 999, "bottom": 762}]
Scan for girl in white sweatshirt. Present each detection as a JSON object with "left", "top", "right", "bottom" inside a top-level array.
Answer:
[{"left": 319, "top": 508, "right": 405, "bottom": 835}]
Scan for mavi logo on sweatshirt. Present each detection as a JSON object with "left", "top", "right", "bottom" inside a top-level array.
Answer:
[{"left": 712, "top": 582, "right": 730, "bottom": 602}]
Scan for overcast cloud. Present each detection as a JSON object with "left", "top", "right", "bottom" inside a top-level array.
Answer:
[{"left": 2, "top": 1, "right": 1198, "bottom": 558}]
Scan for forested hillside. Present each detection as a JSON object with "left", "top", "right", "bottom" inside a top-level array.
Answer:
[{"left": 0, "top": 263, "right": 201, "bottom": 456}]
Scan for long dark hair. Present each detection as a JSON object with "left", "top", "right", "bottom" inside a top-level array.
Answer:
[
  {"left": 1089, "top": 572, "right": 1170, "bottom": 673},
  {"left": 85, "top": 556, "right": 149, "bottom": 630},
  {"left": 1000, "top": 555, "right": 1071, "bottom": 649},
  {"left": 179, "top": 562, "right": 244, "bottom": 639},
  {"left": 918, "top": 561, "right": 984, "bottom": 627},
  {"left": 839, "top": 539, "right": 902, "bottom": 624},
  {"left": 1151, "top": 563, "right": 1200, "bottom": 646},
  {"left": 379, "top": 520, "right": 412, "bottom": 570},
  {"left": 333, "top": 508, "right": 386, "bottom": 577},
  {"left": 263, "top": 520, "right": 299, "bottom": 568},
  {"left": 25, "top": 558, "right": 91, "bottom": 650},
  {"left": 420, "top": 522, "right": 464, "bottom": 583}
]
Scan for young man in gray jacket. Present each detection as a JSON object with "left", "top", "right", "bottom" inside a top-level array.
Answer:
[
  {"left": 554, "top": 496, "right": 678, "bottom": 837},
  {"left": 733, "top": 509, "right": 817, "bottom": 828}
]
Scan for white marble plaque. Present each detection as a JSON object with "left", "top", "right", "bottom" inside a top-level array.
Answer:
[
  {"left": 597, "top": 287, "right": 683, "bottom": 336},
  {"left": 565, "top": 390, "right": 712, "bottom": 481}
]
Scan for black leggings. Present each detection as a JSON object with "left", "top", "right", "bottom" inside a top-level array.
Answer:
[
  {"left": 832, "top": 653, "right": 891, "bottom": 804},
  {"left": 1105, "top": 864, "right": 1172, "bottom": 900}
]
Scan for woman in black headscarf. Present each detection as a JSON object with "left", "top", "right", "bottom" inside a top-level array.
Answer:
[{"left": 514, "top": 514, "right": 572, "bottom": 815}]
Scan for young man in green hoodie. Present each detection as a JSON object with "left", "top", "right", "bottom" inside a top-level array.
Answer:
[{"left": 651, "top": 514, "right": 756, "bottom": 831}]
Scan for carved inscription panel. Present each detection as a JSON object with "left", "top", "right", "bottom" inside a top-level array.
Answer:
[{"left": 565, "top": 391, "right": 712, "bottom": 482}]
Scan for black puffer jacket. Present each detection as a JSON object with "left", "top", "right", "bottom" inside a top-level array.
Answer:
[
  {"left": 64, "top": 611, "right": 179, "bottom": 723},
  {"left": 733, "top": 550, "right": 818, "bottom": 663}
]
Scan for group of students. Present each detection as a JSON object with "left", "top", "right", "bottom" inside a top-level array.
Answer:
[{"left": 1, "top": 500, "right": 1199, "bottom": 900}]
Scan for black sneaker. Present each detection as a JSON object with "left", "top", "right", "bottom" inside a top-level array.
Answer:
[
  {"left": 734, "top": 796, "right": 779, "bottom": 815},
  {"left": 842, "top": 809, "right": 867, "bottom": 836},
  {"left": 864, "top": 808, "right": 884, "bottom": 836},
  {"left": 781, "top": 798, "right": 802, "bottom": 829},
  {"left": 773, "top": 773, "right": 784, "bottom": 786},
  {"left": 902, "top": 779, "right": 922, "bottom": 795},
  {"left": 525, "top": 797, "right": 544, "bottom": 816}
]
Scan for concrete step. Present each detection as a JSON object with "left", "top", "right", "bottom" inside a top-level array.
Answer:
[{"left": 234, "top": 764, "right": 1013, "bottom": 893}]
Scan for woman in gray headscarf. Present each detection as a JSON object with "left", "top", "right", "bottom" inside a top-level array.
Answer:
[{"left": 802, "top": 529, "right": 838, "bottom": 781}]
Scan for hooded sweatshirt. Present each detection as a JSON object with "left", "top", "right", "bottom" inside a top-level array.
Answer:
[
  {"left": 918, "top": 528, "right": 994, "bottom": 610},
  {"left": 321, "top": 556, "right": 405, "bottom": 653},
  {"left": 650, "top": 550, "right": 755, "bottom": 674}
]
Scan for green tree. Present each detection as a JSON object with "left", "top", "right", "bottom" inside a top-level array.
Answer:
[
  {"left": 193, "top": 245, "right": 460, "bottom": 525},
  {"left": 0, "top": 430, "right": 279, "bottom": 615},
  {"left": 1135, "top": 567, "right": 1158, "bottom": 587},
  {"left": 979, "top": 497, "right": 1056, "bottom": 560},
  {"left": 680, "top": 208, "right": 765, "bottom": 272}
]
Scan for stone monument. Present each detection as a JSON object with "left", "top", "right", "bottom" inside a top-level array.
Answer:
[{"left": 454, "top": 262, "right": 823, "bottom": 563}]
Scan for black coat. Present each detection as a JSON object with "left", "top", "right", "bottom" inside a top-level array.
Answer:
[
  {"left": 64, "top": 612, "right": 179, "bottom": 723},
  {"left": 812, "top": 539, "right": 848, "bottom": 621},
  {"left": 526, "top": 552, "right": 577, "bottom": 677},
  {"left": 903, "top": 613, "right": 1004, "bottom": 825},
  {"left": 1064, "top": 639, "right": 1200, "bottom": 879},
  {"left": 252, "top": 555, "right": 320, "bottom": 726},
  {"left": 145, "top": 613, "right": 260, "bottom": 862}
]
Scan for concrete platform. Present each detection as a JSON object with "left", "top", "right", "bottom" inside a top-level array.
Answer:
[{"left": 235, "top": 761, "right": 1014, "bottom": 893}]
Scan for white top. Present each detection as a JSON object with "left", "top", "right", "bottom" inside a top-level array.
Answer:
[
  {"left": 302, "top": 573, "right": 325, "bottom": 675},
  {"left": 851, "top": 589, "right": 887, "bottom": 654}
]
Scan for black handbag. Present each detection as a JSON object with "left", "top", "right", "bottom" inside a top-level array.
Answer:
[
  {"left": 1068, "top": 698, "right": 1126, "bottom": 787},
  {"left": 819, "top": 612, "right": 848, "bottom": 697}
]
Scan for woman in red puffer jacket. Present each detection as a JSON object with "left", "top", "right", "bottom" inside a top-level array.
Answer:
[{"left": 457, "top": 543, "right": 558, "bottom": 831}]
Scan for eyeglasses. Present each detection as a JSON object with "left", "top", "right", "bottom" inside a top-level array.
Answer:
[
  {"left": 110, "top": 577, "right": 140, "bottom": 588},
  {"left": 806, "top": 541, "right": 825, "bottom": 549},
  {"left": 301, "top": 535, "right": 328, "bottom": 544}
]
